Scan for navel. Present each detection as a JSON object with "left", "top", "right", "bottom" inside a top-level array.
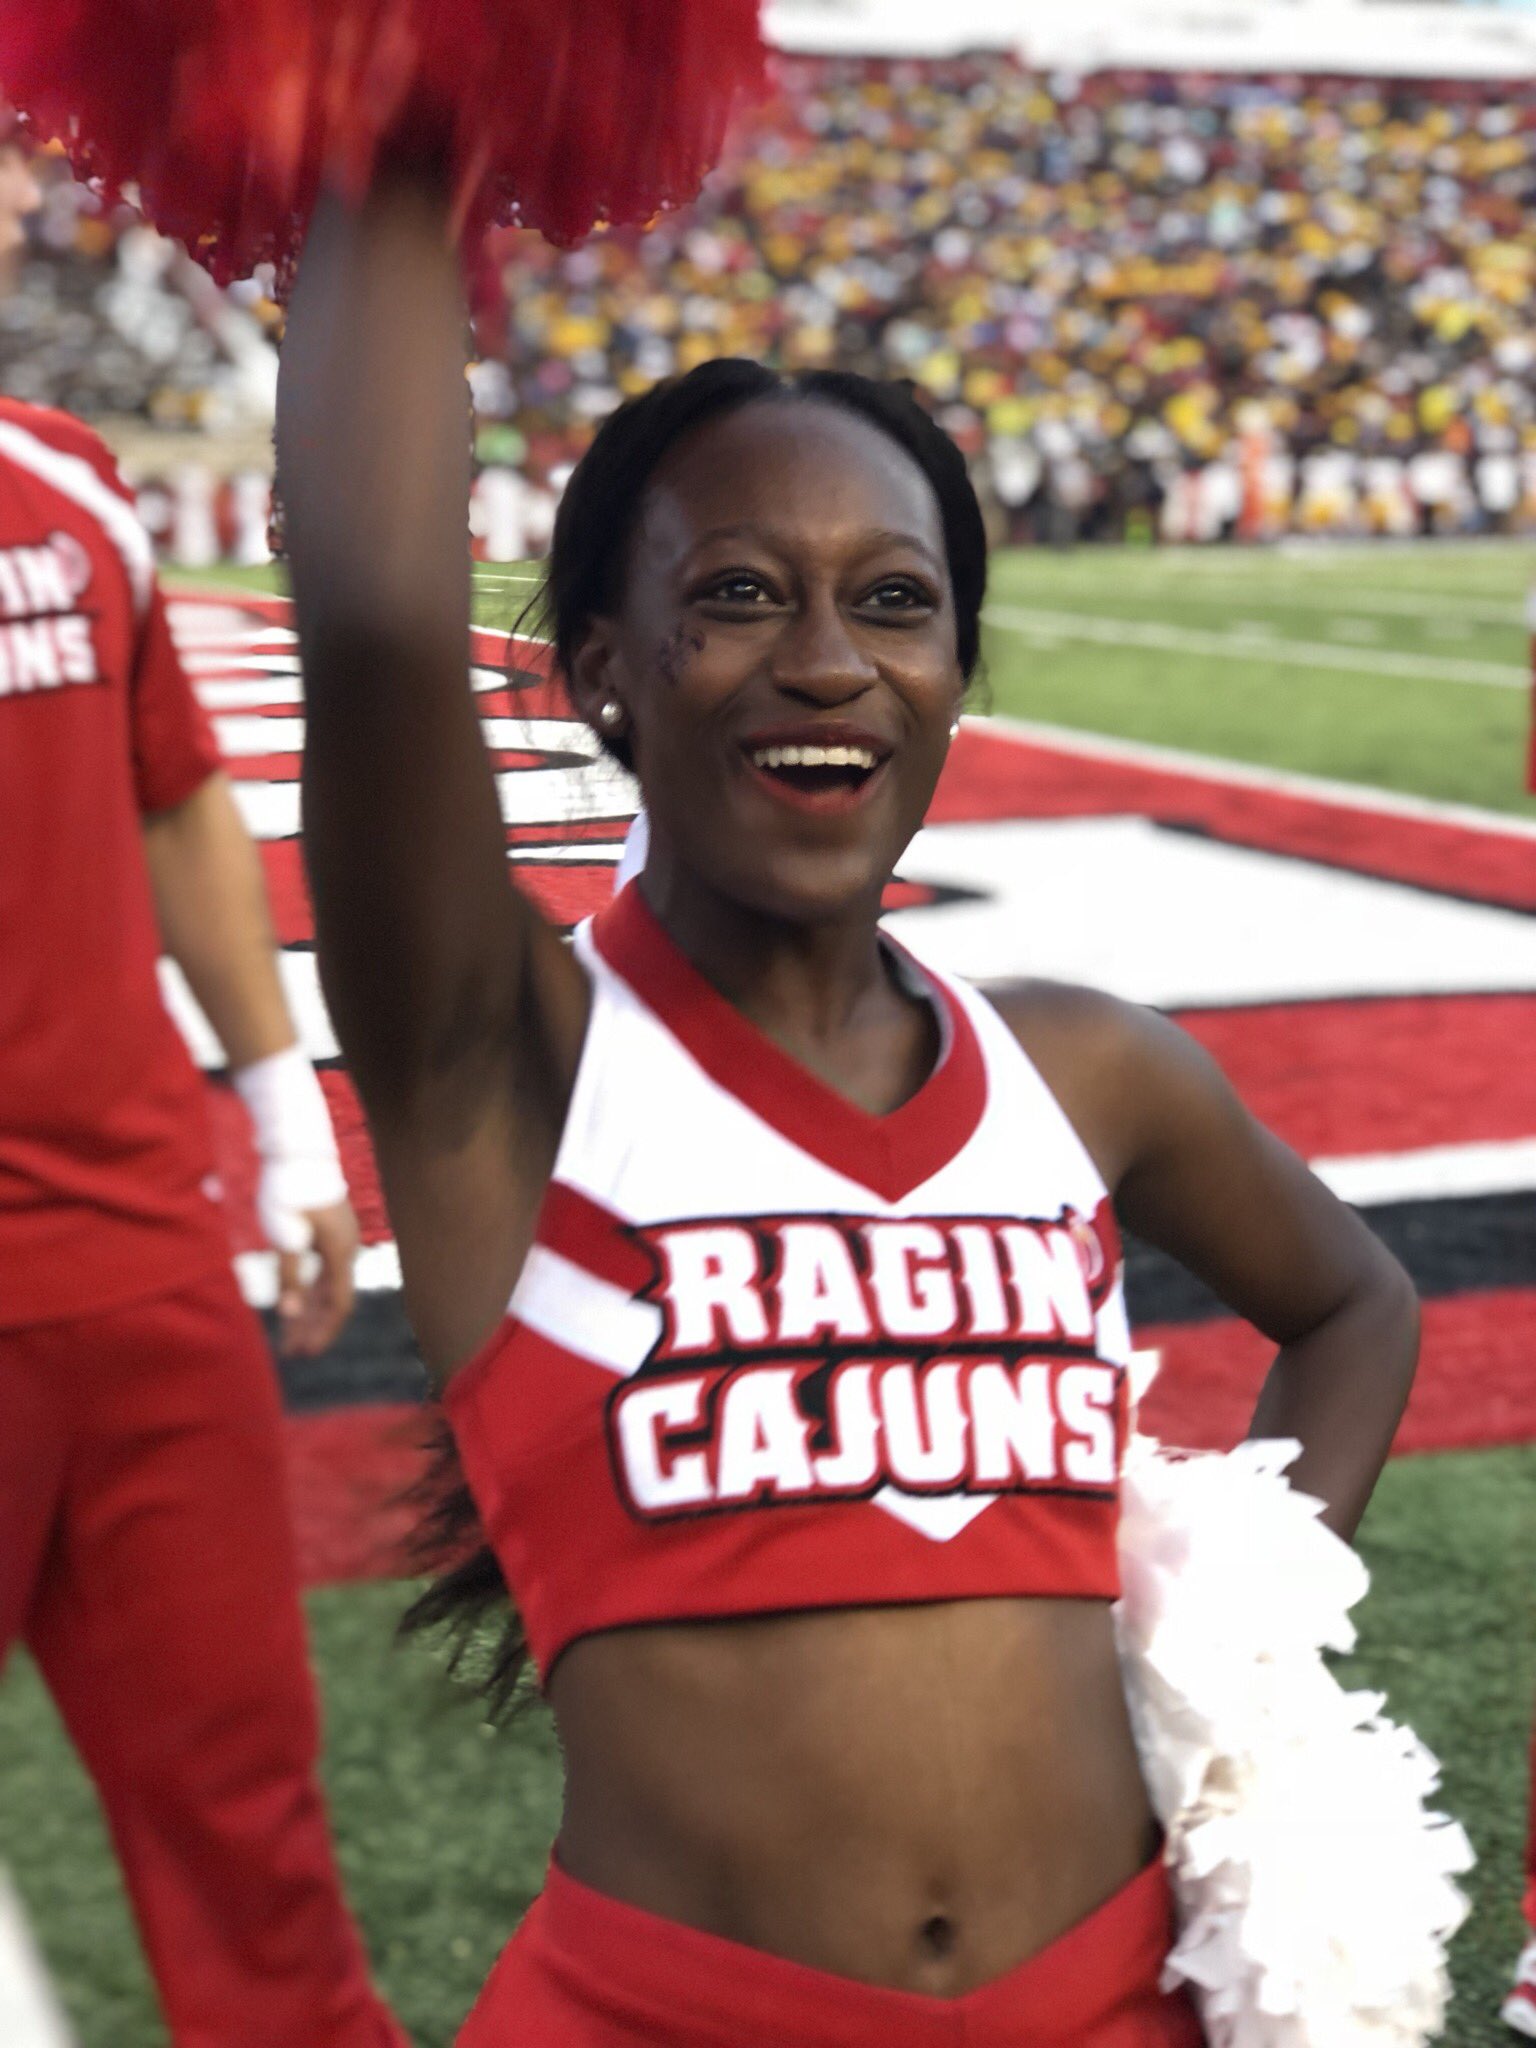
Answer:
[{"left": 918, "top": 1912, "right": 958, "bottom": 1959}]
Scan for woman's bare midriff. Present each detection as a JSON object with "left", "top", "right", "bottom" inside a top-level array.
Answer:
[{"left": 549, "top": 1596, "right": 1158, "bottom": 1996}]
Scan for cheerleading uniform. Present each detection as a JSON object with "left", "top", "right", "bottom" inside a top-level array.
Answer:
[
  {"left": 0, "top": 401, "right": 404, "bottom": 2048},
  {"left": 447, "top": 881, "right": 1203, "bottom": 2046}
]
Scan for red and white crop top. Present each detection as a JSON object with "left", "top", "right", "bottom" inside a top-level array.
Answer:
[{"left": 445, "top": 882, "right": 1131, "bottom": 1681}]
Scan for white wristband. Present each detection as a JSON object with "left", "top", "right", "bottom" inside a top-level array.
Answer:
[{"left": 233, "top": 1045, "right": 348, "bottom": 1254}]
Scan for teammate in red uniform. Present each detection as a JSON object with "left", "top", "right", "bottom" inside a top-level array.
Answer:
[
  {"left": 276, "top": 165, "right": 1421, "bottom": 2045},
  {"left": 0, "top": 135, "right": 407, "bottom": 2048},
  {"left": 1505, "top": 1810, "right": 1536, "bottom": 2033}
]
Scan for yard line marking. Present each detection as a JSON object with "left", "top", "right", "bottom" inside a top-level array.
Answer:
[
  {"left": 1008, "top": 581, "right": 1527, "bottom": 628},
  {"left": 200, "top": 678, "right": 305, "bottom": 709},
  {"left": 984, "top": 602, "right": 1527, "bottom": 688},
  {"left": 975, "top": 714, "right": 1536, "bottom": 841},
  {"left": 1313, "top": 1137, "right": 1536, "bottom": 1207},
  {"left": 1273, "top": 536, "right": 1532, "bottom": 560}
]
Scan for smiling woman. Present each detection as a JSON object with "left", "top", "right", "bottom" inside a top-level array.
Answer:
[
  {"left": 534, "top": 360, "right": 984, "bottom": 932},
  {"left": 275, "top": 165, "right": 1424, "bottom": 2048}
]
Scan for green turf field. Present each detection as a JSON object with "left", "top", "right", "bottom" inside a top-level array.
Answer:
[
  {"left": 982, "top": 540, "right": 1536, "bottom": 817},
  {"left": 4, "top": 540, "right": 1534, "bottom": 2043},
  {"left": 180, "top": 534, "right": 1536, "bottom": 818},
  {"left": 5, "top": 1449, "right": 1532, "bottom": 2045}
]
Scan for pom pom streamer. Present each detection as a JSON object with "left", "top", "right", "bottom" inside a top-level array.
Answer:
[
  {"left": 0, "top": 0, "right": 767, "bottom": 283},
  {"left": 1115, "top": 1432, "right": 1474, "bottom": 2047}
]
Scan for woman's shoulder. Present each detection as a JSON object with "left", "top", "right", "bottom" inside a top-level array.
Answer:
[
  {"left": 983, "top": 973, "right": 1153, "bottom": 1066},
  {"left": 981, "top": 978, "right": 1193, "bottom": 1194}
]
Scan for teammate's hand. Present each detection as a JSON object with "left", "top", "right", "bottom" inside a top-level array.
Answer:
[{"left": 276, "top": 1199, "right": 360, "bottom": 1356}]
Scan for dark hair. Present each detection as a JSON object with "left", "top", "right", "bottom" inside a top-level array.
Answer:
[
  {"left": 402, "top": 363, "right": 989, "bottom": 1710},
  {"left": 528, "top": 357, "right": 988, "bottom": 767},
  {"left": 397, "top": 1413, "right": 533, "bottom": 1716}
]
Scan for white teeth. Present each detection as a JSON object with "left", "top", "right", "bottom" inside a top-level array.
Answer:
[{"left": 750, "top": 742, "right": 879, "bottom": 771}]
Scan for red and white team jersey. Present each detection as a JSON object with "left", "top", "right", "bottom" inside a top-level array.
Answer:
[
  {"left": 447, "top": 882, "right": 1131, "bottom": 1679},
  {"left": 0, "top": 401, "right": 226, "bottom": 1329}
]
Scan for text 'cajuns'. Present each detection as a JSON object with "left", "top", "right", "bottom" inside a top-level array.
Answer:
[{"left": 608, "top": 1210, "right": 1125, "bottom": 1519}]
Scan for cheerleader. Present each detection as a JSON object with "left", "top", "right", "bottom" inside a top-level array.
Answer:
[{"left": 268, "top": 152, "right": 1427, "bottom": 2041}]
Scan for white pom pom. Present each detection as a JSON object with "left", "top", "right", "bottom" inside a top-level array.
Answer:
[
  {"left": 1115, "top": 1435, "right": 1474, "bottom": 2048},
  {"left": 0, "top": 1868, "right": 72, "bottom": 2048}
]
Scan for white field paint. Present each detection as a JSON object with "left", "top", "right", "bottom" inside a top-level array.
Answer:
[
  {"left": 984, "top": 602, "right": 1527, "bottom": 689},
  {"left": 990, "top": 559, "right": 1526, "bottom": 626},
  {"left": 888, "top": 815, "right": 1536, "bottom": 1006},
  {"left": 233, "top": 1128, "right": 1536, "bottom": 1308}
]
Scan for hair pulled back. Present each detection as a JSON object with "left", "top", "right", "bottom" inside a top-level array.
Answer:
[{"left": 537, "top": 358, "right": 989, "bottom": 765}]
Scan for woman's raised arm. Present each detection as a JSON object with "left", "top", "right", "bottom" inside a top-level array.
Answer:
[{"left": 277, "top": 172, "right": 588, "bottom": 1372}]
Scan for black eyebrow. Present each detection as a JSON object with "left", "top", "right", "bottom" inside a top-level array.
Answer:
[{"left": 688, "top": 525, "right": 945, "bottom": 571}]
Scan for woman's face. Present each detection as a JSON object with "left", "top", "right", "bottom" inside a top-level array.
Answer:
[{"left": 575, "top": 398, "right": 968, "bottom": 924}]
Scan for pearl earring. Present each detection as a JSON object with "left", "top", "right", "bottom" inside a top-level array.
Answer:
[
  {"left": 949, "top": 716, "right": 962, "bottom": 740},
  {"left": 597, "top": 699, "right": 625, "bottom": 732}
]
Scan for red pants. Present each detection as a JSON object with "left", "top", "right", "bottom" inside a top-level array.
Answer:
[
  {"left": 0, "top": 1264, "right": 406, "bottom": 2048},
  {"left": 459, "top": 1852, "right": 1205, "bottom": 2047}
]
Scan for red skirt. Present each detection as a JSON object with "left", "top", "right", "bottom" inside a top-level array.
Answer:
[
  {"left": 0, "top": 0, "right": 767, "bottom": 280},
  {"left": 458, "top": 1855, "right": 1205, "bottom": 2047}
]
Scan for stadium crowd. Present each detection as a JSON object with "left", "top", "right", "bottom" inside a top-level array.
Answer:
[
  {"left": 9, "top": 57, "right": 1536, "bottom": 548},
  {"left": 0, "top": 146, "right": 277, "bottom": 431}
]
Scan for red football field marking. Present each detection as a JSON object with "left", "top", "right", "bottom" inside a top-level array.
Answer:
[
  {"left": 933, "top": 727, "right": 1536, "bottom": 912},
  {"left": 258, "top": 841, "right": 312, "bottom": 946},
  {"left": 1138, "top": 1285, "right": 1536, "bottom": 1457},
  {"left": 284, "top": 1403, "right": 426, "bottom": 1586},
  {"left": 1180, "top": 994, "right": 1536, "bottom": 1156},
  {"left": 286, "top": 1285, "right": 1536, "bottom": 1586}
]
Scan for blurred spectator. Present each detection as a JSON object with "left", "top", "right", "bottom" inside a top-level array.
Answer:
[
  {"left": 12, "top": 63, "right": 1536, "bottom": 549},
  {"left": 0, "top": 146, "right": 277, "bottom": 432},
  {"left": 475, "top": 58, "right": 1536, "bottom": 544}
]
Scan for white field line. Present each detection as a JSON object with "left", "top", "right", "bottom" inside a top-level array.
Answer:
[
  {"left": 1125, "top": 588, "right": 1516, "bottom": 628},
  {"left": 1313, "top": 1137, "right": 1536, "bottom": 1207},
  {"left": 993, "top": 569, "right": 1526, "bottom": 626},
  {"left": 1029, "top": 536, "right": 1530, "bottom": 567},
  {"left": 1272, "top": 536, "right": 1534, "bottom": 561},
  {"left": 972, "top": 713, "right": 1536, "bottom": 843},
  {"left": 231, "top": 1135, "right": 1536, "bottom": 1309},
  {"left": 984, "top": 601, "right": 1527, "bottom": 689}
]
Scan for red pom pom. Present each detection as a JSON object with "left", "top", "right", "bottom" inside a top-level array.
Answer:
[{"left": 0, "top": 0, "right": 767, "bottom": 282}]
